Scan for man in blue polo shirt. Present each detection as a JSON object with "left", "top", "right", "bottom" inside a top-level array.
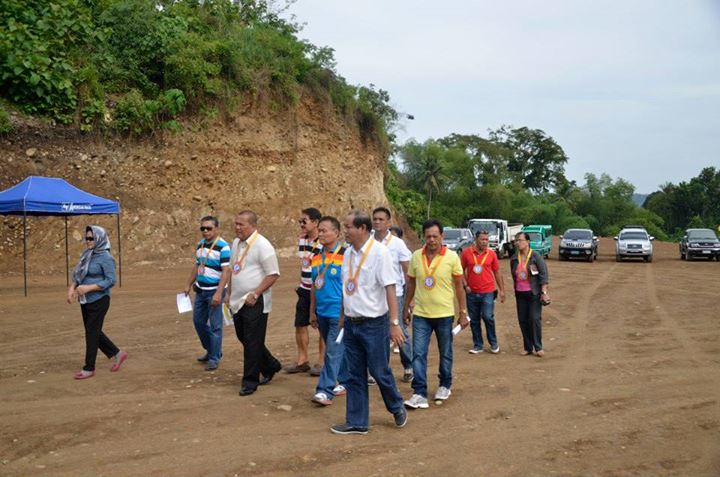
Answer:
[{"left": 183, "top": 216, "right": 232, "bottom": 371}]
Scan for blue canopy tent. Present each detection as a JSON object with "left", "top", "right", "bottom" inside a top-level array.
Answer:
[{"left": 0, "top": 176, "right": 122, "bottom": 296}]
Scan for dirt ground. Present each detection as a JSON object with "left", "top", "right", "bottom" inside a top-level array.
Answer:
[{"left": 1, "top": 238, "right": 718, "bottom": 477}]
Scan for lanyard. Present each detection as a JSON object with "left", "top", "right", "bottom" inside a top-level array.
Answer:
[
  {"left": 347, "top": 239, "right": 375, "bottom": 285},
  {"left": 302, "top": 237, "right": 320, "bottom": 262},
  {"left": 472, "top": 249, "right": 490, "bottom": 267},
  {"left": 518, "top": 248, "right": 533, "bottom": 276},
  {"left": 233, "top": 231, "right": 259, "bottom": 272},
  {"left": 200, "top": 236, "right": 220, "bottom": 267},
  {"left": 317, "top": 242, "right": 342, "bottom": 281},
  {"left": 422, "top": 246, "right": 446, "bottom": 280}
]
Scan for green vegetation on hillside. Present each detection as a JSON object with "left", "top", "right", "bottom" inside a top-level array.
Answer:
[
  {"left": 0, "top": 0, "right": 397, "bottom": 144},
  {"left": 388, "top": 128, "right": 686, "bottom": 240}
]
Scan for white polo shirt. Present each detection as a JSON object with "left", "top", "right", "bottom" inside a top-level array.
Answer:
[
  {"left": 342, "top": 236, "right": 397, "bottom": 318},
  {"left": 229, "top": 231, "right": 280, "bottom": 314},
  {"left": 373, "top": 230, "right": 411, "bottom": 297}
]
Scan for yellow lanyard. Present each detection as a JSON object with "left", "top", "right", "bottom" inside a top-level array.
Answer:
[
  {"left": 472, "top": 248, "right": 490, "bottom": 267},
  {"left": 303, "top": 237, "right": 320, "bottom": 263},
  {"left": 347, "top": 239, "right": 375, "bottom": 285},
  {"left": 422, "top": 246, "right": 446, "bottom": 280},
  {"left": 518, "top": 248, "right": 533, "bottom": 277},
  {"left": 199, "top": 236, "right": 220, "bottom": 267},
  {"left": 317, "top": 243, "right": 342, "bottom": 281},
  {"left": 233, "top": 231, "right": 259, "bottom": 273}
]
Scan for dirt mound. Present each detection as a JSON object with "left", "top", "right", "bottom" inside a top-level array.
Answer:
[{"left": 0, "top": 95, "right": 392, "bottom": 273}]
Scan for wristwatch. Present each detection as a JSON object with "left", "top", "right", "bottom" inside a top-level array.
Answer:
[
  {"left": 390, "top": 319, "right": 400, "bottom": 326},
  {"left": 459, "top": 309, "right": 468, "bottom": 315}
]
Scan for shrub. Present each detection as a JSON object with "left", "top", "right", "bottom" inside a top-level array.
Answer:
[{"left": 0, "top": 106, "right": 12, "bottom": 134}]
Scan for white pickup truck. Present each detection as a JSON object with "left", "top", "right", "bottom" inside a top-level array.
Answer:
[{"left": 467, "top": 219, "right": 523, "bottom": 258}]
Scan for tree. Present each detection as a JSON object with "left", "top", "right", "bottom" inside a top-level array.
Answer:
[
  {"left": 399, "top": 140, "right": 449, "bottom": 218},
  {"left": 488, "top": 126, "right": 569, "bottom": 193}
]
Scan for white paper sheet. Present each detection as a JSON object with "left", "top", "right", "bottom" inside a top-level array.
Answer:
[
  {"left": 452, "top": 324, "right": 463, "bottom": 336},
  {"left": 335, "top": 328, "right": 344, "bottom": 344},
  {"left": 222, "top": 303, "right": 233, "bottom": 326},
  {"left": 176, "top": 293, "right": 193, "bottom": 314}
]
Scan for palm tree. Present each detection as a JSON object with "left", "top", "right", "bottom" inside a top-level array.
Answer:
[{"left": 401, "top": 140, "right": 448, "bottom": 218}]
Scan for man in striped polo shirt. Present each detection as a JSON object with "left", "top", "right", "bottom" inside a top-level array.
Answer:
[
  {"left": 285, "top": 207, "right": 325, "bottom": 375},
  {"left": 183, "top": 216, "right": 231, "bottom": 371}
]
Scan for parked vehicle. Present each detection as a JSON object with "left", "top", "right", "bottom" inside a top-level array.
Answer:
[
  {"left": 614, "top": 227, "right": 654, "bottom": 262},
  {"left": 680, "top": 228, "right": 720, "bottom": 261},
  {"left": 559, "top": 228, "right": 598, "bottom": 262},
  {"left": 467, "top": 219, "right": 523, "bottom": 258},
  {"left": 522, "top": 225, "right": 553, "bottom": 258},
  {"left": 443, "top": 227, "right": 474, "bottom": 253}
]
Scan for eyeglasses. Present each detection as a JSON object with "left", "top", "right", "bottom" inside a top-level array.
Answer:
[
  {"left": 85, "top": 236, "right": 94, "bottom": 241},
  {"left": 199, "top": 226, "right": 214, "bottom": 232},
  {"left": 298, "top": 219, "right": 307, "bottom": 225}
]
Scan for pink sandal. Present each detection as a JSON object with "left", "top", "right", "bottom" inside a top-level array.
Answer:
[
  {"left": 110, "top": 351, "right": 128, "bottom": 372},
  {"left": 74, "top": 370, "right": 95, "bottom": 380}
]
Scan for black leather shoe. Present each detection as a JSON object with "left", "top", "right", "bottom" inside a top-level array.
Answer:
[
  {"left": 259, "top": 371, "right": 276, "bottom": 386},
  {"left": 239, "top": 387, "right": 256, "bottom": 396}
]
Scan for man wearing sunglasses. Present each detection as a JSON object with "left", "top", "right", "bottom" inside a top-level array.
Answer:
[
  {"left": 183, "top": 216, "right": 232, "bottom": 371},
  {"left": 285, "top": 207, "right": 326, "bottom": 375}
]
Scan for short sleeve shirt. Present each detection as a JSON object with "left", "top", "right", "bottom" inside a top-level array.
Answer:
[
  {"left": 342, "top": 237, "right": 397, "bottom": 318},
  {"left": 408, "top": 246, "right": 463, "bottom": 318},
  {"left": 460, "top": 247, "right": 499, "bottom": 293},
  {"left": 229, "top": 231, "right": 280, "bottom": 314},
  {"left": 298, "top": 236, "right": 322, "bottom": 290},
  {"left": 374, "top": 231, "right": 412, "bottom": 296},
  {"left": 311, "top": 243, "right": 345, "bottom": 319},
  {"left": 195, "top": 237, "right": 231, "bottom": 290}
]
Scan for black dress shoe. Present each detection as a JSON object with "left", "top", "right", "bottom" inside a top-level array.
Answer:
[
  {"left": 259, "top": 371, "right": 276, "bottom": 386},
  {"left": 239, "top": 387, "right": 256, "bottom": 396}
]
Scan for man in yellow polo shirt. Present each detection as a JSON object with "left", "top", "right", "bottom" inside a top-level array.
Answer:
[{"left": 402, "top": 219, "right": 468, "bottom": 409}]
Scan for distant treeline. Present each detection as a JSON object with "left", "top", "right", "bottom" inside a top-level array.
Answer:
[
  {"left": 0, "top": 0, "right": 396, "bottom": 145},
  {"left": 387, "top": 128, "right": 719, "bottom": 240}
]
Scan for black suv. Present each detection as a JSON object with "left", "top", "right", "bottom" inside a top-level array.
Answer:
[
  {"left": 680, "top": 228, "right": 720, "bottom": 261},
  {"left": 558, "top": 228, "right": 598, "bottom": 261}
]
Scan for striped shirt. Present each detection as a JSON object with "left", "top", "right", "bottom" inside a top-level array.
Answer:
[
  {"left": 310, "top": 244, "right": 346, "bottom": 318},
  {"left": 298, "top": 236, "right": 322, "bottom": 290},
  {"left": 195, "top": 237, "right": 231, "bottom": 290}
]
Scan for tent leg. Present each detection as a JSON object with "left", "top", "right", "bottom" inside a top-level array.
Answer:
[
  {"left": 117, "top": 213, "right": 122, "bottom": 288},
  {"left": 65, "top": 216, "right": 69, "bottom": 287},
  {"left": 23, "top": 212, "right": 27, "bottom": 297}
]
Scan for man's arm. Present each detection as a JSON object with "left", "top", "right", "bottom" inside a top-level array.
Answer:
[
  {"left": 492, "top": 268, "right": 506, "bottom": 303},
  {"left": 402, "top": 277, "right": 416, "bottom": 325},
  {"left": 386, "top": 284, "right": 405, "bottom": 347},
  {"left": 244, "top": 273, "right": 279, "bottom": 306},
  {"left": 309, "top": 284, "right": 318, "bottom": 329},
  {"left": 212, "top": 267, "right": 231, "bottom": 306},
  {"left": 184, "top": 264, "right": 198, "bottom": 295},
  {"left": 453, "top": 274, "right": 469, "bottom": 328}
]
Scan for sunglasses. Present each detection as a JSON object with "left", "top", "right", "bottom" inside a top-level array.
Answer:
[
  {"left": 298, "top": 219, "right": 307, "bottom": 225},
  {"left": 85, "top": 236, "right": 94, "bottom": 241},
  {"left": 199, "top": 226, "right": 214, "bottom": 232}
]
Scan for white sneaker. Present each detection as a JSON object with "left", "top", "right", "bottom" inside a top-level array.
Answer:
[
  {"left": 434, "top": 386, "right": 452, "bottom": 401},
  {"left": 404, "top": 394, "right": 429, "bottom": 409},
  {"left": 468, "top": 347, "right": 484, "bottom": 354},
  {"left": 312, "top": 392, "right": 332, "bottom": 406},
  {"left": 490, "top": 345, "right": 500, "bottom": 354},
  {"left": 333, "top": 384, "right": 346, "bottom": 396}
]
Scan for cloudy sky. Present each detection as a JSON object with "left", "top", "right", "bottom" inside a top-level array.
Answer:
[{"left": 288, "top": 0, "right": 720, "bottom": 192}]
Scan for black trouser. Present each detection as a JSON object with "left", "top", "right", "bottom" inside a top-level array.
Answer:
[
  {"left": 80, "top": 295, "right": 119, "bottom": 371},
  {"left": 515, "top": 291, "right": 542, "bottom": 352},
  {"left": 233, "top": 295, "right": 281, "bottom": 390}
]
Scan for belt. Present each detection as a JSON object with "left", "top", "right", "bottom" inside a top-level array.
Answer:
[{"left": 347, "top": 315, "right": 382, "bottom": 324}]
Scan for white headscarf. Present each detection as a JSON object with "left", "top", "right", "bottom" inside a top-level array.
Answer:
[{"left": 72, "top": 225, "right": 112, "bottom": 285}]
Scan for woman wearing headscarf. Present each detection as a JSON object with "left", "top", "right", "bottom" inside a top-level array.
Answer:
[
  {"left": 510, "top": 231, "right": 551, "bottom": 357},
  {"left": 67, "top": 225, "right": 127, "bottom": 379}
]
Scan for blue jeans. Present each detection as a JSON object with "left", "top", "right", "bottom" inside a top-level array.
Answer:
[
  {"left": 411, "top": 316, "right": 454, "bottom": 398},
  {"left": 193, "top": 288, "right": 224, "bottom": 366},
  {"left": 394, "top": 295, "right": 413, "bottom": 369},
  {"left": 466, "top": 292, "right": 497, "bottom": 348},
  {"left": 344, "top": 314, "right": 404, "bottom": 428},
  {"left": 316, "top": 315, "right": 345, "bottom": 398}
]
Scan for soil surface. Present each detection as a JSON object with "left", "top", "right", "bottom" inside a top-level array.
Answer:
[{"left": 1, "top": 238, "right": 718, "bottom": 476}]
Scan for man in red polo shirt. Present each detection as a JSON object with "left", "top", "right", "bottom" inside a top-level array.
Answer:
[{"left": 460, "top": 230, "right": 506, "bottom": 354}]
